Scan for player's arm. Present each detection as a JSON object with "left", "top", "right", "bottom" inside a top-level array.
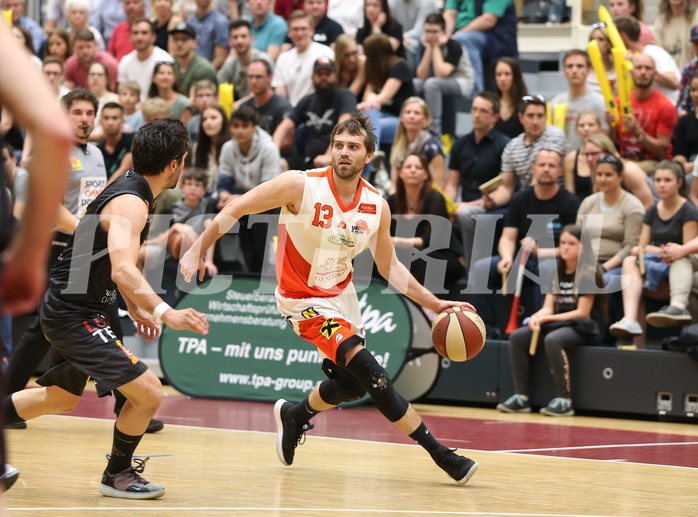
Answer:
[
  {"left": 103, "top": 194, "right": 209, "bottom": 335},
  {"left": 180, "top": 170, "right": 305, "bottom": 282},
  {"left": 0, "top": 20, "right": 73, "bottom": 314},
  {"left": 371, "top": 199, "right": 474, "bottom": 314}
]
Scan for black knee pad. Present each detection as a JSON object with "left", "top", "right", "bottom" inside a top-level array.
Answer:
[
  {"left": 344, "top": 348, "right": 408, "bottom": 422},
  {"left": 319, "top": 359, "right": 367, "bottom": 405}
]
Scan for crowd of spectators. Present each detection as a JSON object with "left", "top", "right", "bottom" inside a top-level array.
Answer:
[{"left": 6, "top": 0, "right": 698, "bottom": 371}]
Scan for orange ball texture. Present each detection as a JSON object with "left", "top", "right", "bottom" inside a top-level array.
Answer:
[{"left": 431, "top": 307, "right": 487, "bottom": 362}]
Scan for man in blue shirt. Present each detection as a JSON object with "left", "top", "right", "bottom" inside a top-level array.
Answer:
[
  {"left": 188, "top": 0, "right": 230, "bottom": 69},
  {"left": 2, "top": 0, "right": 46, "bottom": 54}
]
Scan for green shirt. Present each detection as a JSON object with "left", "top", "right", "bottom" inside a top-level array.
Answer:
[
  {"left": 445, "top": 0, "right": 512, "bottom": 31},
  {"left": 175, "top": 54, "right": 218, "bottom": 96}
]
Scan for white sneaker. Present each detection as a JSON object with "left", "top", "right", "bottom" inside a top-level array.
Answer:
[{"left": 609, "top": 317, "right": 643, "bottom": 338}]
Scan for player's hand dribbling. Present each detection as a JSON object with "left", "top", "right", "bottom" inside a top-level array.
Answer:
[
  {"left": 434, "top": 300, "right": 477, "bottom": 315},
  {"left": 161, "top": 308, "right": 209, "bottom": 335}
]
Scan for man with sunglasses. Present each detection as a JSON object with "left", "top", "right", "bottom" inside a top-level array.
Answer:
[{"left": 484, "top": 94, "right": 567, "bottom": 210}]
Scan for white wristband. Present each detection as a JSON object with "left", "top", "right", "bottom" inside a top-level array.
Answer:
[{"left": 152, "top": 302, "right": 171, "bottom": 324}]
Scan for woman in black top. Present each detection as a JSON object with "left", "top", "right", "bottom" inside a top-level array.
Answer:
[
  {"left": 494, "top": 57, "right": 527, "bottom": 138},
  {"left": 355, "top": 0, "right": 405, "bottom": 58},
  {"left": 358, "top": 34, "right": 415, "bottom": 146},
  {"left": 386, "top": 153, "right": 464, "bottom": 287}
]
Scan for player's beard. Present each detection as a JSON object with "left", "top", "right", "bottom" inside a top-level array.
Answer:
[{"left": 333, "top": 156, "right": 365, "bottom": 181}]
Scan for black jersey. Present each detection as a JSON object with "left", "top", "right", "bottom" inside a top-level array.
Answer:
[{"left": 48, "top": 170, "right": 155, "bottom": 308}]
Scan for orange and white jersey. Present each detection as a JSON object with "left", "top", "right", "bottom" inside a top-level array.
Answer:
[{"left": 277, "top": 167, "right": 383, "bottom": 298}]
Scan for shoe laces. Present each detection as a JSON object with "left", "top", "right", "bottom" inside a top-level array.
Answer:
[
  {"left": 509, "top": 394, "right": 528, "bottom": 407},
  {"left": 548, "top": 398, "right": 568, "bottom": 410},
  {"left": 294, "top": 423, "right": 314, "bottom": 448}
]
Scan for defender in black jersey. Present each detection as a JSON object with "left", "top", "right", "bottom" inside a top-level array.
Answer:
[{"left": 1, "top": 118, "right": 208, "bottom": 500}]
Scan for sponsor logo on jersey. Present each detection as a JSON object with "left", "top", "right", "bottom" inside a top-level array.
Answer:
[
  {"left": 337, "top": 221, "right": 347, "bottom": 229},
  {"left": 358, "top": 203, "right": 376, "bottom": 214},
  {"left": 327, "top": 234, "right": 355, "bottom": 247},
  {"left": 319, "top": 318, "right": 341, "bottom": 340},
  {"left": 301, "top": 307, "right": 320, "bottom": 319},
  {"left": 316, "top": 257, "right": 349, "bottom": 278},
  {"left": 351, "top": 219, "right": 370, "bottom": 234}
]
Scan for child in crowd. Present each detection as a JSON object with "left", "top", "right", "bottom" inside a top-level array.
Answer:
[
  {"left": 118, "top": 81, "right": 142, "bottom": 132},
  {"left": 497, "top": 224, "right": 606, "bottom": 417}
]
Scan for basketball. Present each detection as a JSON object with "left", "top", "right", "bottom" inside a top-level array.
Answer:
[{"left": 431, "top": 307, "right": 486, "bottom": 362}]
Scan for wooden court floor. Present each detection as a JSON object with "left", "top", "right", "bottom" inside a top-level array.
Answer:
[{"left": 3, "top": 386, "right": 698, "bottom": 517}]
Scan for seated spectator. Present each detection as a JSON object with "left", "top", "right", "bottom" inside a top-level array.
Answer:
[
  {"left": 46, "top": 28, "right": 72, "bottom": 62},
  {"left": 389, "top": 0, "right": 436, "bottom": 70},
  {"left": 609, "top": 0, "right": 653, "bottom": 45},
  {"left": 676, "top": 26, "right": 698, "bottom": 116},
  {"left": 117, "top": 18, "right": 174, "bottom": 102},
  {"left": 187, "top": 79, "right": 219, "bottom": 143},
  {"left": 2, "top": 0, "right": 46, "bottom": 55},
  {"left": 219, "top": 20, "right": 272, "bottom": 105},
  {"left": 586, "top": 23, "right": 617, "bottom": 97},
  {"left": 651, "top": 0, "right": 698, "bottom": 69},
  {"left": 11, "top": 26, "right": 41, "bottom": 68},
  {"left": 65, "top": 28, "right": 119, "bottom": 91},
  {"left": 615, "top": 16, "right": 680, "bottom": 105},
  {"left": 272, "top": 10, "right": 334, "bottom": 106},
  {"left": 274, "top": 0, "right": 304, "bottom": 19},
  {"left": 550, "top": 49, "right": 607, "bottom": 150},
  {"left": 414, "top": 12, "right": 475, "bottom": 138},
  {"left": 142, "top": 167, "right": 217, "bottom": 288},
  {"left": 485, "top": 94, "right": 567, "bottom": 210},
  {"left": 672, "top": 73, "right": 698, "bottom": 175},
  {"left": 192, "top": 104, "right": 230, "bottom": 191},
  {"left": 141, "top": 96, "right": 170, "bottom": 123},
  {"left": 148, "top": 61, "right": 194, "bottom": 125},
  {"left": 108, "top": 0, "right": 147, "bottom": 61},
  {"left": 356, "top": 0, "right": 405, "bottom": 57},
  {"left": 117, "top": 80, "right": 143, "bottom": 132},
  {"left": 577, "top": 153, "right": 644, "bottom": 329},
  {"left": 90, "top": 0, "right": 129, "bottom": 46},
  {"left": 273, "top": 57, "right": 355, "bottom": 170},
  {"left": 334, "top": 34, "right": 366, "bottom": 99},
  {"left": 248, "top": 0, "right": 287, "bottom": 62},
  {"left": 87, "top": 62, "right": 119, "bottom": 141},
  {"left": 151, "top": 0, "right": 183, "bottom": 53},
  {"left": 614, "top": 53, "right": 678, "bottom": 175},
  {"left": 470, "top": 149, "right": 580, "bottom": 336},
  {"left": 443, "top": 0, "right": 517, "bottom": 92},
  {"left": 493, "top": 57, "right": 527, "bottom": 138},
  {"left": 386, "top": 152, "right": 465, "bottom": 289},
  {"left": 358, "top": 34, "right": 414, "bottom": 147},
  {"left": 44, "top": 0, "right": 67, "bottom": 34},
  {"left": 241, "top": 59, "right": 292, "bottom": 137},
  {"left": 187, "top": 0, "right": 230, "bottom": 69},
  {"left": 390, "top": 97, "right": 446, "bottom": 190},
  {"left": 170, "top": 22, "right": 218, "bottom": 97},
  {"left": 582, "top": 133, "right": 655, "bottom": 209},
  {"left": 97, "top": 102, "right": 134, "bottom": 184},
  {"left": 446, "top": 91, "right": 510, "bottom": 269},
  {"left": 42, "top": 57, "right": 71, "bottom": 99},
  {"left": 497, "top": 224, "right": 605, "bottom": 417},
  {"left": 65, "top": 0, "right": 106, "bottom": 51},
  {"left": 216, "top": 106, "right": 281, "bottom": 272},
  {"left": 610, "top": 160, "right": 698, "bottom": 339},
  {"left": 563, "top": 110, "right": 603, "bottom": 201},
  {"left": 306, "top": 0, "right": 344, "bottom": 48}
]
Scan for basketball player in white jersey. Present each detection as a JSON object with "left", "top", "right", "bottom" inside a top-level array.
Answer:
[{"left": 180, "top": 112, "right": 479, "bottom": 485}]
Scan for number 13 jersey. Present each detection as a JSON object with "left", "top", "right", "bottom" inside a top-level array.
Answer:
[{"left": 277, "top": 167, "right": 384, "bottom": 299}]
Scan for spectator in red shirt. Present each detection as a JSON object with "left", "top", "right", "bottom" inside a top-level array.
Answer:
[
  {"left": 108, "top": 0, "right": 147, "bottom": 61},
  {"left": 64, "top": 28, "right": 118, "bottom": 91}
]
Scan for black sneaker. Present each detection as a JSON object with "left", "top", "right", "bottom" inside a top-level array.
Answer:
[
  {"left": 496, "top": 394, "right": 531, "bottom": 413},
  {"left": 5, "top": 421, "right": 27, "bottom": 429},
  {"left": 273, "top": 399, "right": 313, "bottom": 466},
  {"left": 99, "top": 458, "right": 165, "bottom": 499},
  {"left": 146, "top": 419, "right": 164, "bottom": 434},
  {"left": 0, "top": 464, "right": 19, "bottom": 491},
  {"left": 540, "top": 397, "right": 574, "bottom": 417},
  {"left": 433, "top": 449, "right": 479, "bottom": 485},
  {"left": 646, "top": 305, "right": 692, "bottom": 328}
]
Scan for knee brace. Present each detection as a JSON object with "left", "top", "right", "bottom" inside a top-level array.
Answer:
[
  {"left": 344, "top": 348, "right": 408, "bottom": 422},
  {"left": 318, "top": 359, "right": 366, "bottom": 405}
]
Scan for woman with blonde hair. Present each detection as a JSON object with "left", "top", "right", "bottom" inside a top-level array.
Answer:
[
  {"left": 390, "top": 97, "right": 446, "bottom": 190},
  {"left": 586, "top": 24, "right": 617, "bottom": 97},
  {"left": 563, "top": 110, "right": 602, "bottom": 200},
  {"left": 653, "top": 0, "right": 698, "bottom": 68},
  {"left": 334, "top": 34, "right": 366, "bottom": 99},
  {"left": 581, "top": 133, "right": 654, "bottom": 209}
]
